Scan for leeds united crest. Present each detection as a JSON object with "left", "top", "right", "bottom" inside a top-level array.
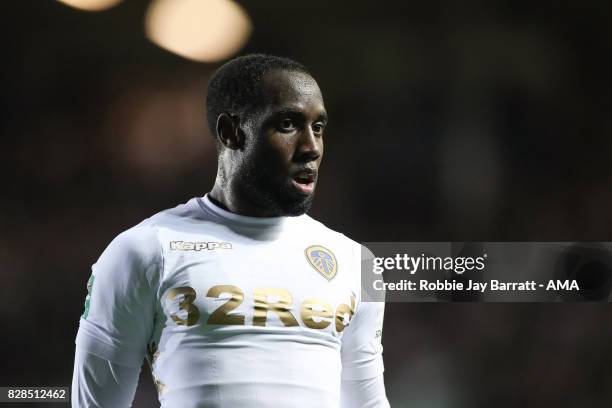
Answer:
[{"left": 305, "top": 245, "right": 338, "bottom": 281}]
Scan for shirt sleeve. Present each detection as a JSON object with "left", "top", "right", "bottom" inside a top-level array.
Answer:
[
  {"left": 71, "top": 347, "right": 142, "bottom": 408},
  {"left": 340, "top": 243, "right": 386, "bottom": 381},
  {"left": 340, "top": 299, "right": 386, "bottom": 381},
  {"left": 75, "top": 223, "right": 162, "bottom": 368},
  {"left": 340, "top": 374, "right": 390, "bottom": 408}
]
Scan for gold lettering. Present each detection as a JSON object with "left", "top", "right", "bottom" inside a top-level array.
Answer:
[
  {"left": 253, "top": 287, "right": 299, "bottom": 327},
  {"left": 301, "top": 298, "right": 333, "bottom": 329},
  {"left": 206, "top": 285, "right": 245, "bottom": 325},
  {"left": 167, "top": 286, "right": 200, "bottom": 326},
  {"left": 335, "top": 294, "right": 356, "bottom": 333}
]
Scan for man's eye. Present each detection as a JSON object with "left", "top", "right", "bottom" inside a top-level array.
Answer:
[
  {"left": 312, "top": 123, "right": 325, "bottom": 135},
  {"left": 278, "top": 119, "right": 295, "bottom": 131}
]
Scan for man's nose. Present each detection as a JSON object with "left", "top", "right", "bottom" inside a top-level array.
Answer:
[{"left": 294, "top": 127, "right": 321, "bottom": 162}]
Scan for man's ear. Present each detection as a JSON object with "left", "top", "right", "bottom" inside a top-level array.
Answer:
[{"left": 216, "top": 113, "right": 244, "bottom": 150}]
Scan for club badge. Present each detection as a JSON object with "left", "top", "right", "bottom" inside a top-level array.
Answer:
[{"left": 305, "top": 245, "right": 338, "bottom": 281}]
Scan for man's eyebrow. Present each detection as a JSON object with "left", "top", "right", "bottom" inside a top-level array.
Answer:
[
  {"left": 271, "top": 108, "right": 302, "bottom": 117},
  {"left": 272, "top": 108, "right": 328, "bottom": 123}
]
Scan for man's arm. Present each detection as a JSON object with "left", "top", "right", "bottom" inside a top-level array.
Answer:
[
  {"left": 341, "top": 375, "right": 389, "bottom": 408},
  {"left": 72, "top": 223, "right": 161, "bottom": 407},
  {"left": 340, "top": 299, "right": 390, "bottom": 407},
  {"left": 339, "top": 243, "right": 389, "bottom": 407},
  {"left": 72, "top": 347, "right": 141, "bottom": 407}
]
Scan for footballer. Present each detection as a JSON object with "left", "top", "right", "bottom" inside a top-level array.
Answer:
[{"left": 72, "top": 54, "right": 389, "bottom": 408}]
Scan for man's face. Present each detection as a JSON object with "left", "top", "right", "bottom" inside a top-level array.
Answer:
[{"left": 240, "top": 70, "right": 327, "bottom": 216}]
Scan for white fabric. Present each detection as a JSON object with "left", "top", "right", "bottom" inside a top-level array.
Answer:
[
  {"left": 73, "top": 195, "right": 388, "bottom": 407},
  {"left": 341, "top": 375, "right": 390, "bottom": 408},
  {"left": 71, "top": 350, "right": 389, "bottom": 408},
  {"left": 71, "top": 347, "right": 141, "bottom": 407}
]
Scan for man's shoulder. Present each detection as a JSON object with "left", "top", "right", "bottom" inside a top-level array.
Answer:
[
  {"left": 301, "top": 215, "right": 361, "bottom": 250},
  {"left": 104, "top": 197, "right": 206, "bottom": 256},
  {"left": 145, "top": 196, "right": 206, "bottom": 226}
]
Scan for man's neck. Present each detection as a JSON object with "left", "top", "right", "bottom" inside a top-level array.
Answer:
[{"left": 208, "top": 183, "right": 278, "bottom": 218}]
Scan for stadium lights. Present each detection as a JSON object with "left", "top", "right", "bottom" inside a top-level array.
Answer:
[
  {"left": 56, "top": 0, "right": 123, "bottom": 12},
  {"left": 145, "top": 0, "right": 252, "bottom": 63}
]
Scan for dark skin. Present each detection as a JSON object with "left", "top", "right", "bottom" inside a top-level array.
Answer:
[{"left": 209, "top": 70, "right": 328, "bottom": 217}]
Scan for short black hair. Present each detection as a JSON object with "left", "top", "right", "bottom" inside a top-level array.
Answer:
[{"left": 206, "top": 54, "right": 311, "bottom": 140}]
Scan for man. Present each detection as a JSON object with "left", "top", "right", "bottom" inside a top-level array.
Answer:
[{"left": 72, "top": 54, "right": 389, "bottom": 408}]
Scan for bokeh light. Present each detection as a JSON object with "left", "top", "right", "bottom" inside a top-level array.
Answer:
[
  {"left": 145, "top": 0, "right": 252, "bottom": 63},
  {"left": 56, "top": 0, "right": 123, "bottom": 12}
]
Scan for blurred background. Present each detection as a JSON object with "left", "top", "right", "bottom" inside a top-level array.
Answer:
[{"left": 2, "top": 0, "right": 612, "bottom": 406}]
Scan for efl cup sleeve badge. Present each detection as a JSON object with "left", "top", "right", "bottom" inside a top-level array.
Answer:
[
  {"left": 82, "top": 273, "right": 95, "bottom": 319},
  {"left": 305, "top": 245, "right": 338, "bottom": 281}
]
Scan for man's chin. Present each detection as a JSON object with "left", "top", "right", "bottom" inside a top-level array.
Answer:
[
  {"left": 244, "top": 176, "right": 316, "bottom": 216},
  {"left": 276, "top": 192, "right": 314, "bottom": 216}
]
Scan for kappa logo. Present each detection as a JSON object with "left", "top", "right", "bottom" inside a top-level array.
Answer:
[
  {"left": 305, "top": 245, "right": 338, "bottom": 281},
  {"left": 170, "top": 241, "right": 233, "bottom": 251}
]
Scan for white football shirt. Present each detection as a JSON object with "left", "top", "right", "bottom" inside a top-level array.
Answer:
[{"left": 75, "top": 195, "right": 385, "bottom": 407}]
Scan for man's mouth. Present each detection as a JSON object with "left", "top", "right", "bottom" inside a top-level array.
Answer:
[{"left": 291, "top": 171, "right": 317, "bottom": 194}]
